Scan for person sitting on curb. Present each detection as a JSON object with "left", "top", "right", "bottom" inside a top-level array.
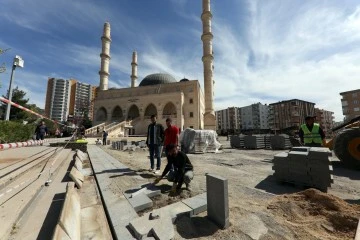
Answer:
[{"left": 153, "top": 144, "right": 194, "bottom": 193}]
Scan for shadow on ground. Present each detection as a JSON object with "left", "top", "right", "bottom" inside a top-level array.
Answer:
[
  {"left": 175, "top": 215, "right": 219, "bottom": 239},
  {"left": 255, "top": 175, "right": 303, "bottom": 195},
  {"left": 331, "top": 161, "right": 360, "bottom": 180},
  {"left": 37, "top": 193, "right": 65, "bottom": 240}
]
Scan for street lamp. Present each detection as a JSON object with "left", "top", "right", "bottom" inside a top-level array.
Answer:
[{"left": 5, "top": 55, "right": 24, "bottom": 121}]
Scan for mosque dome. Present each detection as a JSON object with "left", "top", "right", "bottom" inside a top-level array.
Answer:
[
  {"left": 180, "top": 78, "right": 189, "bottom": 82},
  {"left": 139, "top": 73, "right": 177, "bottom": 87}
]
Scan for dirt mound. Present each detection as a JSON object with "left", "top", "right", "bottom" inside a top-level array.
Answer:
[{"left": 267, "top": 188, "right": 360, "bottom": 239}]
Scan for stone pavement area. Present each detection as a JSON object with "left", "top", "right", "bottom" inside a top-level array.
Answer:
[{"left": 93, "top": 136, "right": 360, "bottom": 240}]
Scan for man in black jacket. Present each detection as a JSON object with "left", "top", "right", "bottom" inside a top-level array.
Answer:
[
  {"left": 146, "top": 115, "right": 164, "bottom": 173},
  {"left": 154, "top": 144, "right": 194, "bottom": 193}
]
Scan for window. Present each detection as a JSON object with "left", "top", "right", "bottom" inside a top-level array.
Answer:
[
  {"left": 354, "top": 100, "right": 359, "bottom": 105},
  {"left": 190, "top": 112, "right": 194, "bottom": 118},
  {"left": 354, "top": 107, "right": 360, "bottom": 112},
  {"left": 352, "top": 93, "right": 358, "bottom": 97},
  {"left": 342, "top": 101, "right": 348, "bottom": 107},
  {"left": 189, "top": 98, "right": 193, "bottom": 104}
]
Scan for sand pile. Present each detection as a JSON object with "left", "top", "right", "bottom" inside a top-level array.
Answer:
[{"left": 267, "top": 188, "right": 360, "bottom": 240}]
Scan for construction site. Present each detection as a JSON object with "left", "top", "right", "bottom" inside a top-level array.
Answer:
[{"left": 0, "top": 127, "right": 359, "bottom": 240}]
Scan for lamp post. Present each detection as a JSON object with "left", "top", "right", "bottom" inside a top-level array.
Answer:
[{"left": 5, "top": 55, "right": 24, "bottom": 121}]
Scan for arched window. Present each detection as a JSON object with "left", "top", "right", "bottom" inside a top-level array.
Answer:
[
  {"left": 96, "top": 107, "right": 107, "bottom": 122},
  {"left": 111, "top": 106, "right": 123, "bottom": 121},
  {"left": 144, "top": 103, "right": 157, "bottom": 118},
  {"left": 128, "top": 105, "right": 140, "bottom": 120},
  {"left": 163, "top": 102, "right": 177, "bottom": 118}
]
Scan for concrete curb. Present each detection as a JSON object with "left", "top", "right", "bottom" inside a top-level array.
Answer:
[{"left": 355, "top": 218, "right": 360, "bottom": 240}]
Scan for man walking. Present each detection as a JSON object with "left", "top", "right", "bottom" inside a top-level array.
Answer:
[
  {"left": 299, "top": 115, "right": 326, "bottom": 147},
  {"left": 35, "top": 121, "right": 48, "bottom": 141},
  {"left": 102, "top": 130, "right": 108, "bottom": 145},
  {"left": 146, "top": 115, "right": 164, "bottom": 174},
  {"left": 154, "top": 144, "right": 194, "bottom": 193}
]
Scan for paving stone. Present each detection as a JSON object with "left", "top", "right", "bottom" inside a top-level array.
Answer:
[
  {"left": 128, "top": 193, "right": 153, "bottom": 212},
  {"left": 206, "top": 173, "right": 229, "bottom": 229},
  {"left": 182, "top": 192, "right": 207, "bottom": 217},
  {"left": 69, "top": 167, "right": 84, "bottom": 189}
]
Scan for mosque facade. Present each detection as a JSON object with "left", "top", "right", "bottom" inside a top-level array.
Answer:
[{"left": 93, "top": 0, "right": 215, "bottom": 134}]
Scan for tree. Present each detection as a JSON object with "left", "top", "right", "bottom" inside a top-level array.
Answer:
[{"left": 1, "top": 86, "right": 29, "bottom": 121}]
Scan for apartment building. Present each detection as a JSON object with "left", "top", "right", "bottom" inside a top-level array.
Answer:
[
  {"left": 269, "top": 99, "right": 315, "bottom": 132},
  {"left": 45, "top": 78, "right": 96, "bottom": 122},
  {"left": 314, "top": 108, "right": 335, "bottom": 137},
  {"left": 240, "top": 103, "right": 269, "bottom": 132},
  {"left": 340, "top": 89, "right": 360, "bottom": 121},
  {"left": 215, "top": 107, "right": 241, "bottom": 135},
  {"left": 45, "top": 78, "right": 71, "bottom": 122}
]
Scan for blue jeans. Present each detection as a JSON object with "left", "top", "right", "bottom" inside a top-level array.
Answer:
[{"left": 149, "top": 144, "right": 161, "bottom": 170}]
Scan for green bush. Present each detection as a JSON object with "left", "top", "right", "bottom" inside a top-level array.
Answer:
[{"left": 0, "top": 120, "right": 36, "bottom": 143}]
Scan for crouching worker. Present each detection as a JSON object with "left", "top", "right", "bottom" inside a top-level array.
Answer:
[{"left": 154, "top": 144, "right": 193, "bottom": 193}]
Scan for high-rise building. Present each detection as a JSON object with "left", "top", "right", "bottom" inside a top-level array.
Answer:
[
  {"left": 45, "top": 78, "right": 96, "bottom": 122},
  {"left": 340, "top": 89, "right": 360, "bottom": 121},
  {"left": 315, "top": 108, "right": 334, "bottom": 137},
  {"left": 215, "top": 107, "right": 241, "bottom": 135},
  {"left": 240, "top": 103, "right": 269, "bottom": 132},
  {"left": 69, "top": 80, "right": 96, "bottom": 121},
  {"left": 45, "top": 78, "right": 71, "bottom": 122},
  {"left": 269, "top": 99, "right": 315, "bottom": 132}
]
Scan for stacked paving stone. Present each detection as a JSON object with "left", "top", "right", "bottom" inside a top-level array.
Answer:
[
  {"left": 270, "top": 134, "right": 292, "bottom": 150},
  {"left": 230, "top": 135, "right": 245, "bottom": 148},
  {"left": 244, "top": 135, "right": 266, "bottom": 149},
  {"left": 272, "top": 147, "right": 333, "bottom": 192},
  {"left": 112, "top": 140, "right": 147, "bottom": 151},
  {"left": 264, "top": 135, "right": 273, "bottom": 149}
]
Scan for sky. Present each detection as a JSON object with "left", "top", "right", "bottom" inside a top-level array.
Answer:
[{"left": 0, "top": 0, "right": 359, "bottom": 122}]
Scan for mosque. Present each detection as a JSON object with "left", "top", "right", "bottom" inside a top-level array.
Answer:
[{"left": 93, "top": 0, "right": 216, "bottom": 135}]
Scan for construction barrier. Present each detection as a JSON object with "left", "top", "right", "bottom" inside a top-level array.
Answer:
[{"left": 0, "top": 138, "right": 71, "bottom": 151}]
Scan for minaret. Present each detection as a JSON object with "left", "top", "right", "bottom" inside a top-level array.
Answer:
[
  {"left": 201, "top": 0, "right": 216, "bottom": 130},
  {"left": 99, "top": 22, "right": 111, "bottom": 91},
  {"left": 130, "top": 51, "right": 138, "bottom": 88}
]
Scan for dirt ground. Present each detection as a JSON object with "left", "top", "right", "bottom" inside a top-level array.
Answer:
[{"left": 98, "top": 136, "right": 360, "bottom": 240}]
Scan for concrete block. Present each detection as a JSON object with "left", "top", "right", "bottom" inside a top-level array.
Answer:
[
  {"left": 182, "top": 192, "right": 207, "bottom": 217},
  {"left": 152, "top": 201, "right": 192, "bottom": 223},
  {"left": 308, "top": 147, "right": 332, "bottom": 157},
  {"left": 59, "top": 183, "right": 81, "bottom": 240},
  {"left": 206, "top": 173, "right": 230, "bottom": 229},
  {"left": 52, "top": 224, "right": 71, "bottom": 240},
  {"left": 69, "top": 167, "right": 84, "bottom": 189},
  {"left": 128, "top": 193, "right": 153, "bottom": 212},
  {"left": 151, "top": 213, "right": 175, "bottom": 240},
  {"left": 291, "top": 147, "right": 310, "bottom": 152},
  {"left": 354, "top": 218, "right": 360, "bottom": 240},
  {"left": 74, "top": 158, "right": 83, "bottom": 171}
]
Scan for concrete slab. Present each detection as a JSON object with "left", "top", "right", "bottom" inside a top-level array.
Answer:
[
  {"left": 52, "top": 224, "right": 71, "bottom": 240},
  {"left": 238, "top": 214, "right": 268, "bottom": 240},
  {"left": 181, "top": 192, "right": 207, "bottom": 217},
  {"left": 128, "top": 193, "right": 153, "bottom": 212},
  {"left": 74, "top": 158, "right": 83, "bottom": 171},
  {"left": 355, "top": 218, "right": 360, "bottom": 240},
  {"left": 87, "top": 145, "right": 137, "bottom": 240},
  {"left": 69, "top": 167, "right": 85, "bottom": 189},
  {"left": 206, "top": 173, "right": 230, "bottom": 229},
  {"left": 59, "top": 184, "right": 81, "bottom": 240}
]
